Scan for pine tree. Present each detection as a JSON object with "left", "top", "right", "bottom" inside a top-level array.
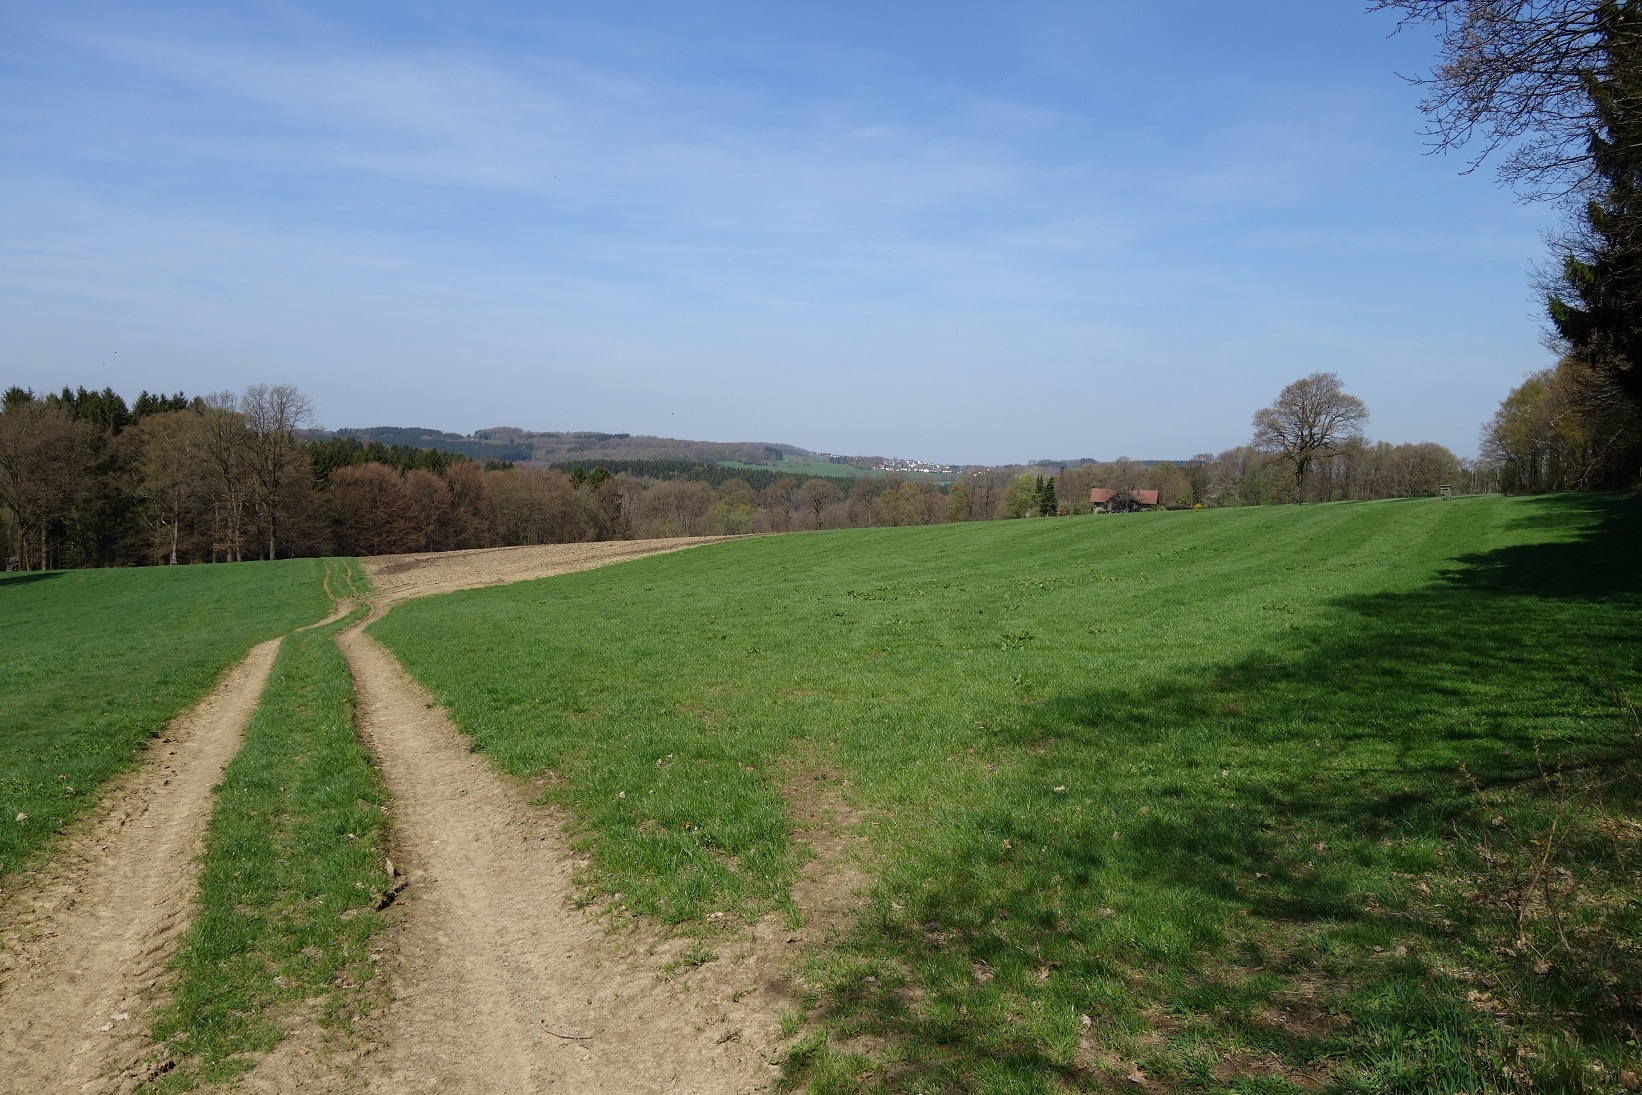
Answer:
[
  {"left": 1038, "top": 476, "right": 1058, "bottom": 517},
  {"left": 1548, "top": 4, "right": 1642, "bottom": 407}
]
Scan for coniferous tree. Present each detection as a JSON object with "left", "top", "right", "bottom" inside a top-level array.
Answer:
[
  {"left": 1548, "top": 5, "right": 1642, "bottom": 407},
  {"left": 132, "top": 390, "right": 193, "bottom": 420},
  {"left": 1039, "top": 476, "right": 1058, "bottom": 516}
]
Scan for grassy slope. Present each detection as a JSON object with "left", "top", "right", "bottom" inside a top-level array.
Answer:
[
  {"left": 148, "top": 611, "right": 389, "bottom": 1090},
  {"left": 372, "top": 495, "right": 1641, "bottom": 1093},
  {"left": 0, "top": 559, "right": 340, "bottom": 876}
]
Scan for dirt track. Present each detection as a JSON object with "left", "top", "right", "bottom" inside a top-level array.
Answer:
[
  {"left": 252, "top": 538, "right": 870, "bottom": 1093},
  {"left": 308, "top": 536, "right": 853, "bottom": 1093},
  {"left": 0, "top": 638, "right": 284, "bottom": 1095},
  {"left": 327, "top": 622, "right": 792, "bottom": 1092},
  {"left": 1, "top": 537, "right": 868, "bottom": 1094}
]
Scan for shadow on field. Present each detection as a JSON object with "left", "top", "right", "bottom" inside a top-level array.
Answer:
[
  {"left": 0, "top": 571, "right": 62, "bottom": 589},
  {"left": 1044, "top": 492, "right": 1638, "bottom": 908},
  {"left": 860, "top": 494, "right": 1641, "bottom": 1089},
  {"left": 1447, "top": 492, "right": 1642, "bottom": 601}
]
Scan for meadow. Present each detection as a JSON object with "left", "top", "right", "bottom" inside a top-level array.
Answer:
[
  {"left": 0, "top": 559, "right": 340, "bottom": 876},
  {"left": 372, "top": 494, "right": 1642, "bottom": 1093}
]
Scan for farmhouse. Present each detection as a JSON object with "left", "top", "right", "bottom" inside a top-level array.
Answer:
[{"left": 1089, "top": 488, "right": 1160, "bottom": 512}]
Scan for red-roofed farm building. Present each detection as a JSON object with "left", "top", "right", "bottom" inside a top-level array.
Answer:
[{"left": 1089, "top": 488, "right": 1160, "bottom": 513}]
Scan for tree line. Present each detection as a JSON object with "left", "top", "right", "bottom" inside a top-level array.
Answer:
[
  {"left": 1, "top": 377, "right": 1505, "bottom": 570},
  {"left": 1, "top": 385, "right": 317, "bottom": 570},
  {"left": 549, "top": 458, "right": 841, "bottom": 492}
]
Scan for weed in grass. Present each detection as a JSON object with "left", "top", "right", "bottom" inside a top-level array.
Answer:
[
  {"left": 663, "top": 941, "right": 719, "bottom": 977},
  {"left": 777, "top": 1008, "right": 806, "bottom": 1039},
  {"left": 373, "top": 494, "right": 1642, "bottom": 1091},
  {"left": 0, "top": 560, "right": 335, "bottom": 876},
  {"left": 146, "top": 612, "right": 388, "bottom": 1090}
]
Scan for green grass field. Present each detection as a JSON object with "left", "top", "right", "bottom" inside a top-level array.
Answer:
[
  {"left": 373, "top": 494, "right": 1641, "bottom": 1093},
  {"left": 0, "top": 559, "right": 343, "bottom": 876},
  {"left": 148, "top": 611, "right": 390, "bottom": 1090}
]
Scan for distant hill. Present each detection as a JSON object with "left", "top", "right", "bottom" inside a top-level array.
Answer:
[
  {"left": 548, "top": 458, "right": 856, "bottom": 491},
  {"left": 330, "top": 427, "right": 820, "bottom": 468}
]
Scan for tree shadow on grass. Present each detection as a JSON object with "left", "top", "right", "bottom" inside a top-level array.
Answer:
[
  {"left": 1032, "top": 494, "right": 1634, "bottom": 892},
  {"left": 1443, "top": 492, "right": 1641, "bottom": 601},
  {"left": 835, "top": 494, "right": 1641, "bottom": 1091},
  {"left": 0, "top": 570, "right": 62, "bottom": 589}
]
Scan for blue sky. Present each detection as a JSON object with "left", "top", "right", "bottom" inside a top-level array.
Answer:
[{"left": 1, "top": 1, "right": 1553, "bottom": 462}]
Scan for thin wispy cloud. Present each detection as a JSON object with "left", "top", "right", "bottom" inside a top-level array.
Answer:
[{"left": 1, "top": 2, "right": 1550, "bottom": 461}]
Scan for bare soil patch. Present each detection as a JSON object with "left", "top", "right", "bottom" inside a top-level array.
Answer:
[
  {"left": 362, "top": 537, "right": 735, "bottom": 608},
  {"left": 0, "top": 639, "right": 283, "bottom": 1095},
  {"left": 775, "top": 765, "right": 874, "bottom": 946}
]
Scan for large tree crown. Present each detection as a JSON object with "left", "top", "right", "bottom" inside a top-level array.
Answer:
[{"left": 1251, "top": 372, "right": 1371, "bottom": 462}]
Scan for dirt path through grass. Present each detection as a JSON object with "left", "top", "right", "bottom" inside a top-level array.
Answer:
[
  {"left": 322, "top": 621, "right": 786, "bottom": 1093},
  {"left": 0, "top": 638, "right": 286, "bottom": 1095},
  {"left": 281, "top": 536, "right": 810, "bottom": 1093},
  {"left": 2, "top": 538, "right": 813, "bottom": 1094}
]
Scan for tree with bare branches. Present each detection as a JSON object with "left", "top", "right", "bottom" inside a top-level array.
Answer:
[
  {"left": 797, "top": 477, "right": 841, "bottom": 529},
  {"left": 1374, "top": 2, "right": 1642, "bottom": 403},
  {"left": 1370, "top": 0, "right": 1636, "bottom": 195},
  {"left": 241, "top": 384, "right": 315, "bottom": 560},
  {"left": 128, "top": 410, "right": 206, "bottom": 565},
  {"left": 1252, "top": 373, "right": 1371, "bottom": 497},
  {"left": 0, "top": 393, "right": 85, "bottom": 569},
  {"left": 197, "top": 395, "right": 252, "bottom": 562}
]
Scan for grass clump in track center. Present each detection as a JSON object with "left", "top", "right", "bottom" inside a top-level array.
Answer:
[
  {"left": 320, "top": 556, "right": 369, "bottom": 604},
  {"left": 0, "top": 559, "right": 336, "bottom": 877},
  {"left": 145, "top": 611, "right": 390, "bottom": 1091},
  {"left": 372, "top": 495, "right": 1642, "bottom": 1092}
]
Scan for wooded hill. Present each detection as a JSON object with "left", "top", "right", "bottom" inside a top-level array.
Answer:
[{"left": 332, "top": 426, "right": 820, "bottom": 468}]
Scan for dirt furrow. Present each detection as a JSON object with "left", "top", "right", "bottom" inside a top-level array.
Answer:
[{"left": 0, "top": 639, "right": 283, "bottom": 1095}]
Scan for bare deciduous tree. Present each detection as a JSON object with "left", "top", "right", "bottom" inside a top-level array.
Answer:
[
  {"left": 645, "top": 478, "right": 716, "bottom": 537},
  {"left": 797, "top": 478, "right": 840, "bottom": 529},
  {"left": 1252, "top": 373, "right": 1370, "bottom": 497},
  {"left": 0, "top": 397, "right": 84, "bottom": 569},
  {"left": 488, "top": 468, "right": 581, "bottom": 545},
  {"left": 1482, "top": 354, "right": 1641, "bottom": 489},
  {"left": 241, "top": 384, "right": 315, "bottom": 560},
  {"left": 198, "top": 394, "right": 252, "bottom": 562},
  {"left": 329, "top": 463, "right": 420, "bottom": 555},
  {"left": 444, "top": 461, "right": 494, "bottom": 547},
  {"left": 404, "top": 468, "right": 454, "bottom": 552},
  {"left": 129, "top": 410, "right": 206, "bottom": 565},
  {"left": 760, "top": 476, "right": 800, "bottom": 531},
  {"left": 1376, "top": 4, "right": 1642, "bottom": 407},
  {"left": 1370, "top": 0, "right": 1632, "bottom": 197}
]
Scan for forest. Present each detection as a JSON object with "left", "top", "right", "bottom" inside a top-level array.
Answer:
[{"left": 0, "top": 372, "right": 1573, "bottom": 570}]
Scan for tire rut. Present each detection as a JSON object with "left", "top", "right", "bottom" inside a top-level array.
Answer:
[
  {"left": 3, "top": 540, "right": 858, "bottom": 1093},
  {"left": 331, "top": 620, "right": 784, "bottom": 1093},
  {"left": 0, "top": 638, "right": 283, "bottom": 1095}
]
